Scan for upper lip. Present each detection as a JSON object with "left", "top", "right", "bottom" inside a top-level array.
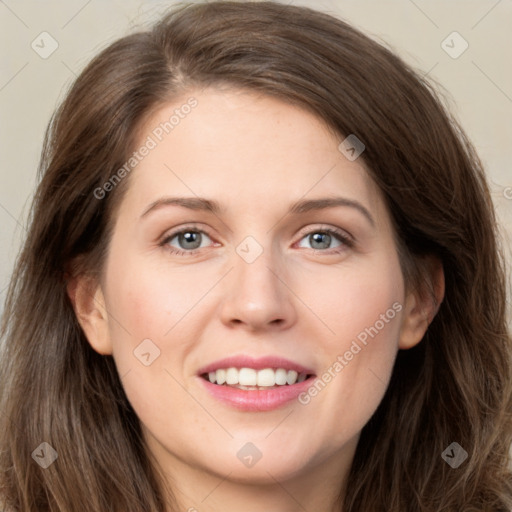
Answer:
[{"left": 197, "top": 355, "right": 316, "bottom": 376}]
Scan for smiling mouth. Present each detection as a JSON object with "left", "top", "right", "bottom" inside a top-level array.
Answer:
[{"left": 200, "top": 367, "right": 316, "bottom": 390}]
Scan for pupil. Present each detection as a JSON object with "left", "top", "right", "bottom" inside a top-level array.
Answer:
[
  {"left": 180, "top": 231, "right": 201, "bottom": 250},
  {"left": 311, "top": 232, "right": 330, "bottom": 249}
]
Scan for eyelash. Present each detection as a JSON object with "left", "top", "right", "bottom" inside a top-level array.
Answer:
[{"left": 159, "top": 223, "right": 354, "bottom": 257}]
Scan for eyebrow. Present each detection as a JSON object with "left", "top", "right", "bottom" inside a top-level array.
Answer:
[{"left": 141, "top": 196, "right": 375, "bottom": 227}]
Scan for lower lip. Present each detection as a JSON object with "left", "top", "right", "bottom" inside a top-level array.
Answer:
[{"left": 197, "top": 376, "right": 316, "bottom": 411}]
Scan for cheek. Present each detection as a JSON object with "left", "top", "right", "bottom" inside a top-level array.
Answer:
[
  {"left": 103, "top": 247, "right": 205, "bottom": 344},
  {"left": 100, "top": 251, "right": 201, "bottom": 430},
  {"left": 297, "top": 251, "right": 404, "bottom": 438},
  {"left": 306, "top": 253, "right": 404, "bottom": 353},
  {"left": 99, "top": 247, "right": 180, "bottom": 382}
]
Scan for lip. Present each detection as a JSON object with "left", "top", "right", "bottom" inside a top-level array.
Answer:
[
  {"left": 196, "top": 355, "right": 317, "bottom": 412},
  {"left": 197, "top": 355, "right": 315, "bottom": 375},
  {"left": 197, "top": 374, "right": 317, "bottom": 411}
]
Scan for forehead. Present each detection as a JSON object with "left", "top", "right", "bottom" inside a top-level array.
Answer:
[{"left": 120, "top": 88, "right": 384, "bottom": 221}]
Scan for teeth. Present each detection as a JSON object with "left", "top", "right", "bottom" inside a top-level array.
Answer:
[
  {"left": 275, "top": 368, "right": 287, "bottom": 385},
  {"left": 286, "top": 370, "right": 298, "bottom": 385},
  {"left": 257, "top": 368, "right": 275, "bottom": 386},
  {"left": 226, "top": 367, "right": 238, "bottom": 385},
  {"left": 206, "top": 367, "right": 310, "bottom": 387},
  {"left": 216, "top": 368, "right": 226, "bottom": 385},
  {"left": 239, "top": 368, "right": 257, "bottom": 386}
]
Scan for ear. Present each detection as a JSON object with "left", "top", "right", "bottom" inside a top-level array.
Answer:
[
  {"left": 399, "top": 255, "right": 445, "bottom": 350},
  {"left": 66, "top": 273, "right": 113, "bottom": 355}
]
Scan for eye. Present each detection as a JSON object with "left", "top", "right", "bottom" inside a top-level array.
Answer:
[
  {"left": 296, "top": 226, "right": 353, "bottom": 253},
  {"left": 160, "top": 224, "right": 354, "bottom": 257},
  {"left": 160, "top": 225, "right": 215, "bottom": 256}
]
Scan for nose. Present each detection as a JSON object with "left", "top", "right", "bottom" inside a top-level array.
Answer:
[{"left": 219, "top": 241, "right": 298, "bottom": 332}]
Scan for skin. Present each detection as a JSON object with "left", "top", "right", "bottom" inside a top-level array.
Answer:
[{"left": 71, "top": 88, "right": 444, "bottom": 512}]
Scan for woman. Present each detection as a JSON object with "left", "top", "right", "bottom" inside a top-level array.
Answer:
[{"left": 1, "top": 1, "right": 511, "bottom": 511}]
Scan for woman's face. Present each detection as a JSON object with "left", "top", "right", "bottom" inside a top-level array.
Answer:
[{"left": 80, "top": 88, "right": 426, "bottom": 500}]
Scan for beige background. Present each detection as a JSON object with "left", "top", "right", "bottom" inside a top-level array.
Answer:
[{"left": 1, "top": 0, "right": 511, "bottom": 317}]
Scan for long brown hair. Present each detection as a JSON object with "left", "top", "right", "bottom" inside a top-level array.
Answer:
[{"left": 1, "top": 2, "right": 511, "bottom": 510}]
